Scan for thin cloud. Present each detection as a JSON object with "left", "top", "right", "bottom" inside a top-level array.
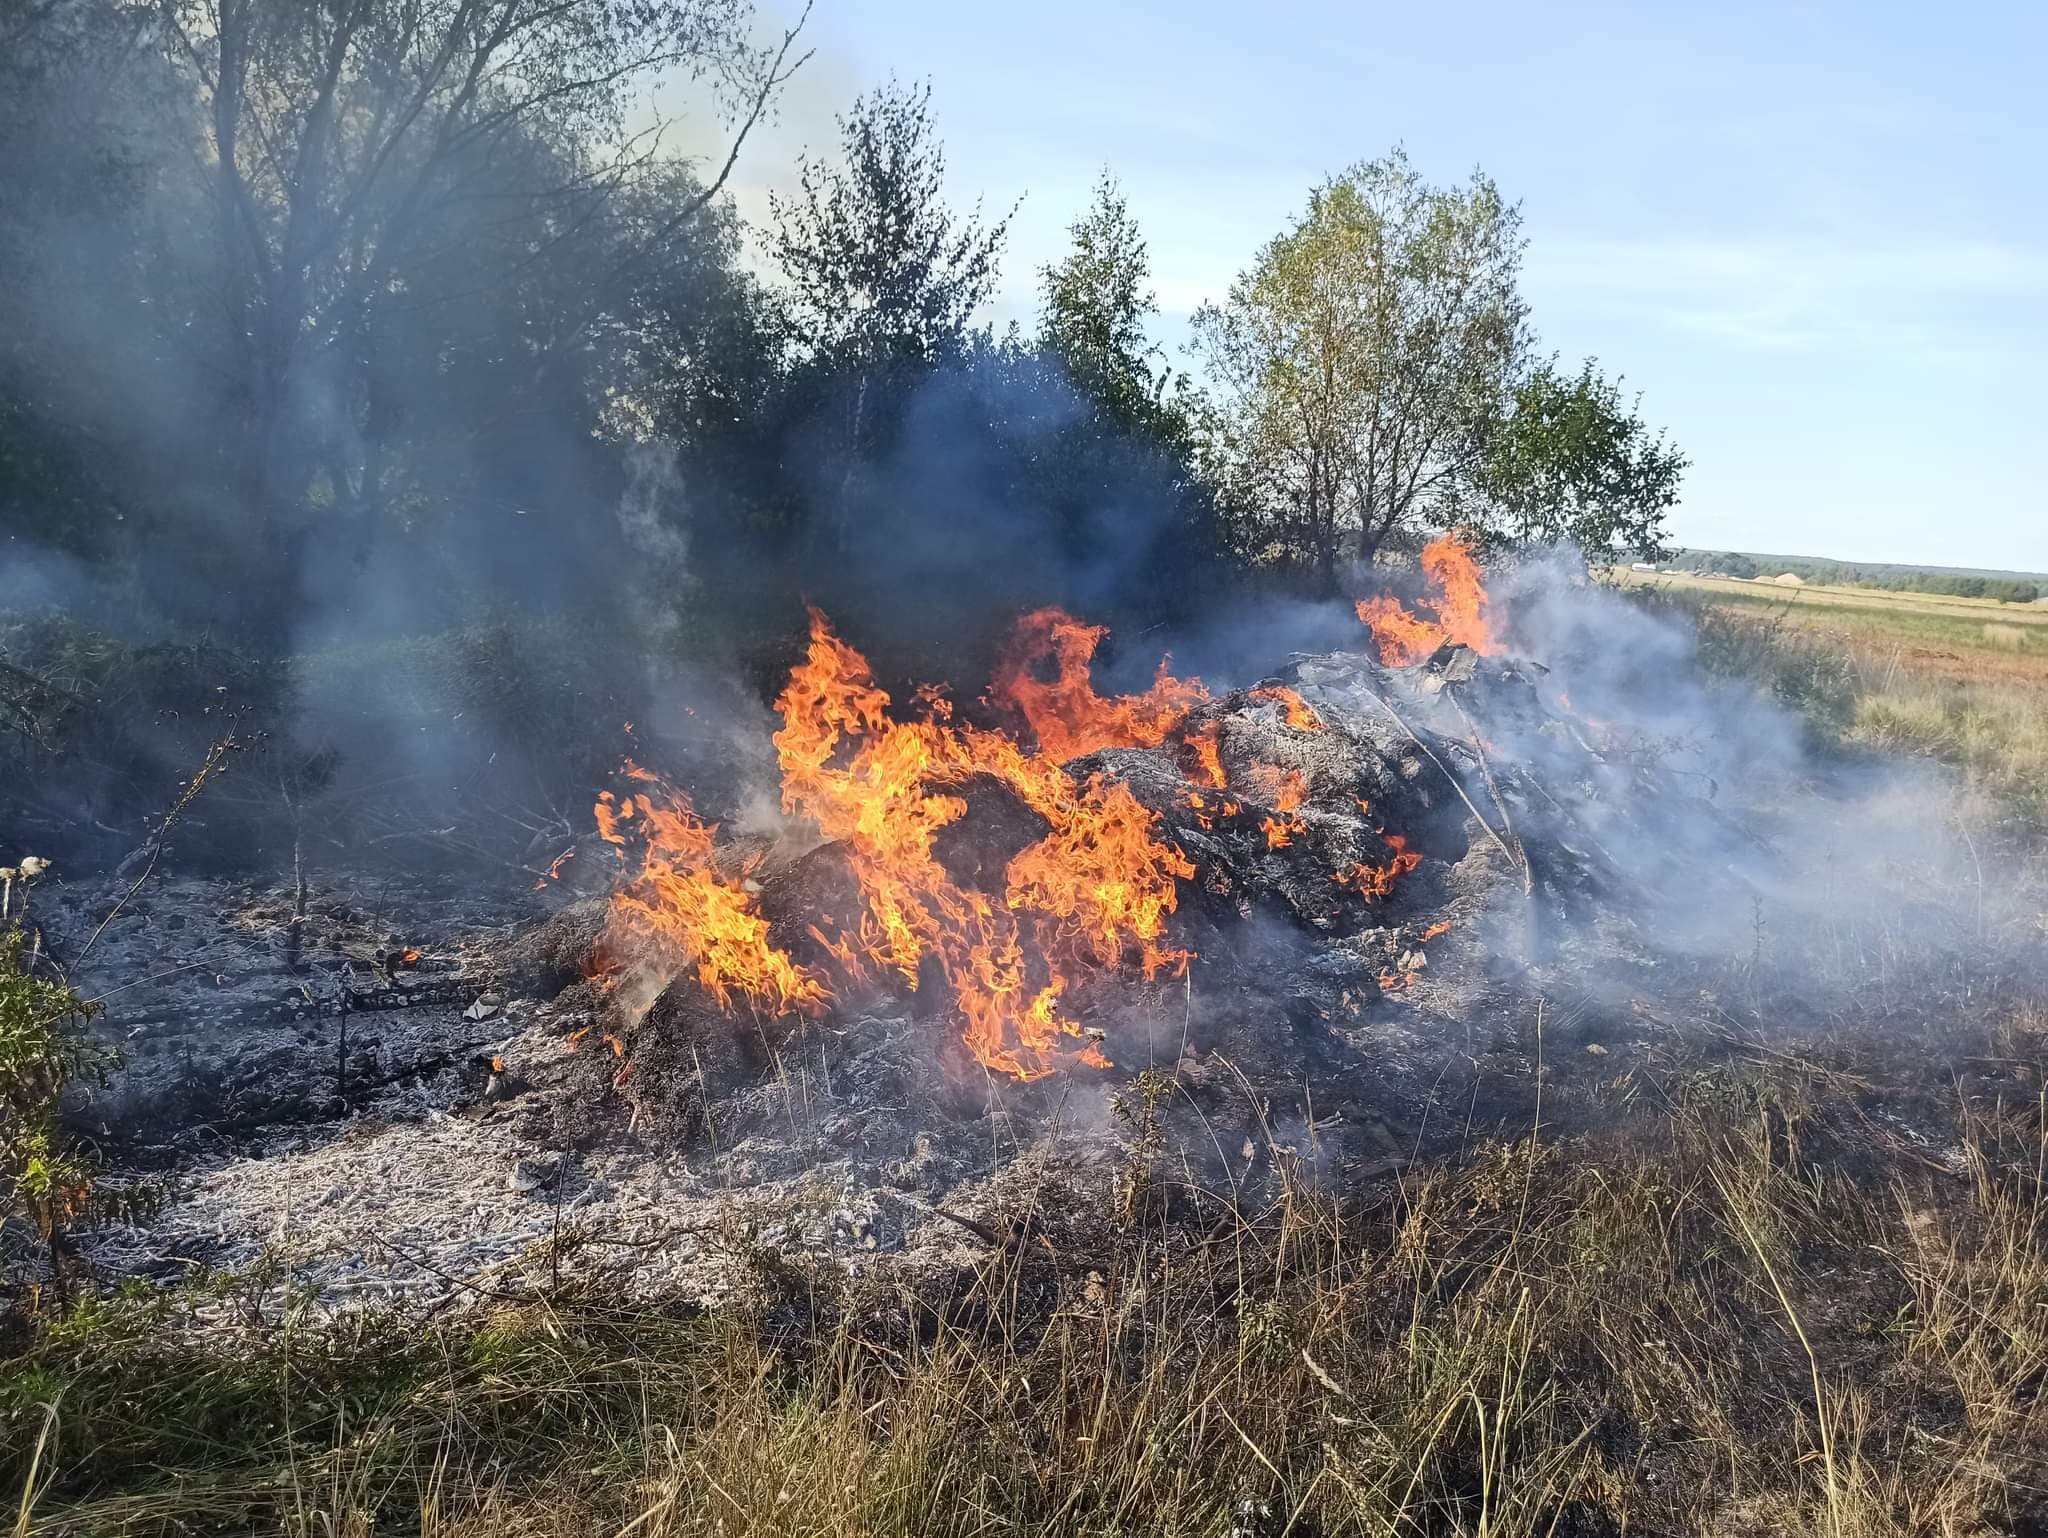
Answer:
[{"left": 1530, "top": 234, "right": 2047, "bottom": 362}]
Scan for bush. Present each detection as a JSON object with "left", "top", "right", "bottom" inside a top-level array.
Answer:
[
  {"left": 1, "top": 873, "right": 108, "bottom": 1287},
  {"left": 0, "top": 607, "right": 660, "bottom": 874}
]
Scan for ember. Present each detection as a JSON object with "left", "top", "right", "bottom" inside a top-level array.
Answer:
[
  {"left": 1249, "top": 684, "right": 1325, "bottom": 731},
  {"left": 1260, "top": 814, "right": 1306, "bottom": 849},
  {"left": 1247, "top": 763, "right": 1309, "bottom": 811},
  {"left": 1333, "top": 835, "right": 1423, "bottom": 898}
]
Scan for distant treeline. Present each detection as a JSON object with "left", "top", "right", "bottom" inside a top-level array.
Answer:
[{"left": 1672, "top": 553, "right": 2040, "bottom": 604}]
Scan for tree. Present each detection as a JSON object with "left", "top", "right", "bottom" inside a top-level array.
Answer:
[
  {"left": 149, "top": 0, "right": 810, "bottom": 575},
  {"left": 1040, "top": 172, "right": 1183, "bottom": 434},
  {"left": 1476, "top": 359, "right": 1687, "bottom": 559},
  {"left": 768, "top": 79, "right": 1013, "bottom": 371},
  {"left": 0, "top": 1, "right": 198, "bottom": 565},
  {"left": 1721, "top": 553, "right": 1759, "bottom": 579},
  {"left": 1193, "top": 149, "right": 1528, "bottom": 590},
  {"left": 763, "top": 79, "right": 1015, "bottom": 555},
  {"left": 1029, "top": 174, "right": 1225, "bottom": 620}
]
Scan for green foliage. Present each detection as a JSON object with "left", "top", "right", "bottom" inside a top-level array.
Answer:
[
  {"left": 1039, "top": 172, "right": 1188, "bottom": 438},
  {"left": 0, "top": 0, "right": 803, "bottom": 641},
  {"left": 1871, "top": 572, "right": 2040, "bottom": 603},
  {"left": 768, "top": 79, "right": 1014, "bottom": 371},
  {"left": 4, "top": 0, "right": 1696, "bottom": 704},
  {"left": 1193, "top": 147, "right": 1529, "bottom": 586},
  {"left": 0, "top": 915, "right": 108, "bottom": 1254},
  {"left": 1718, "top": 552, "right": 1761, "bottom": 579},
  {"left": 1628, "top": 586, "right": 1861, "bottom": 741},
  {"left": 1476, "top": 358, "right": 1687, "bottom": 559},
  {"left": 0, "top": 609, "right": 651, "bottom": 872}
]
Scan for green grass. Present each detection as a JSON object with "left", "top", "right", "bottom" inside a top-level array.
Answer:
[{"left": 7, "top": 1016, "right": 2048, "bottom": 1536}]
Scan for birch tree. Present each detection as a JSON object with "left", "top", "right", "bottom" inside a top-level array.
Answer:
[{"left": 1194, "top": 150, "right": 1527, "bottom": 588}]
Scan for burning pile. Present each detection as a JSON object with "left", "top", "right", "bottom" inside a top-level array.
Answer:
[
  {"left": 584, "top": 535, "right": 1511, "bottom": 1085},
  {"left": 1355, "top": 532, "right": 1499, "bottom": 664}
]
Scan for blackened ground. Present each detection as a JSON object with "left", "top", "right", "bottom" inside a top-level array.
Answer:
[{"left": 14, "top": 642, "right": 2045, "bottom": 1323}]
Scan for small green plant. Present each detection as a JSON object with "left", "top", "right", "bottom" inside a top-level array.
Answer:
[{"left": 1, "top": 863, "right": 111, "bottom": 1294}]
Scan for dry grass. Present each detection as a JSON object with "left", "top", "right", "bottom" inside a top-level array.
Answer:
[
  {"left": 1609, "top": 568, "right": 2048, "bottom": 633},
  {"left": 7, "top": 1018, "right": 2048, "bottom": 1536},
  {"left": 1646, "top": 588, "right": 2048, "bottom": 820}
]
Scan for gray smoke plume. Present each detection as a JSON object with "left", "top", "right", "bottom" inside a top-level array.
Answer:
[{"left": 1466, "top": 551, "right": 2042, "bottom": 1019}]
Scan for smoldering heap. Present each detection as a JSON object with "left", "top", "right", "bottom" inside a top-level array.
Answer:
[
  {"left": 525, "top": 538, "right": 1763, "bottom": 1176},
  {"left": 48, "top": 539, "right": 2042, "bottom": 1309}
]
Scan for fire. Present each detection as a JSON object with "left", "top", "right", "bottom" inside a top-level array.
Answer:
[
  {"left": 766, "top": 608, "right": 1192, "bottom": 1080},
  {"left": 1249, "top": 685, "right": 1324, "bottom": 731},
  {"left": 595, "top": 605, "right": 1437, "bottom": 1083},
  {"left": 1421, "top": 919, "right": 1452, "bottom": 942},
  {"left": 990, "top": 607, "right": 1210, "bottom": 762},
  {"left": 595, "top": 768, "right": 829, "bottom": 1018},
  {"left": 1246, "top": 763, "right": 1309, "bottom": 812},
  {"left": 1333, "top": 834, "right": 1423, "bottom": 899},
  {"left": 1260, "top": 814, "right": 1306, "bottom": 849},
  {"left": 1354, "top": 531, "right": 1500, "bottom": 666},
  {"left": 1184, "top": 721, "right": 1228, "bottom": 788}
]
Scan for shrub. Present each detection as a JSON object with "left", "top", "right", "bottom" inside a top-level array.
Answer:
[{"left": 1, "top": 888, "right": 109, "bottom": 1289}]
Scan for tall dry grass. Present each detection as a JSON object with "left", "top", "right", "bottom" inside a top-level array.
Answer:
[
  {"left": 1670, "top": 595, "right": 2048, "bottom": 818},
  {"left": 9, "top": 1018, "right": 2047, "bottom": 1536}
]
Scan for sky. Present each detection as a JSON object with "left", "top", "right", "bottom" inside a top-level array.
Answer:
[{"left": 668, "top": 0, "right": 2047, "bottom": 573}]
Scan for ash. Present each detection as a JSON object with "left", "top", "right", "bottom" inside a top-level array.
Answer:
[{"left": 23, "top": 619, "right": 2045, "bottom": 1319}]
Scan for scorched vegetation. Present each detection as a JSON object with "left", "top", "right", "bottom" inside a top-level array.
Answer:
[
  {"left": 2, "top": 4, "right": 2043, "bottom": 1536},
  {"left": 7, "top": 1010, "right": 2048, "bottom": 1535}
]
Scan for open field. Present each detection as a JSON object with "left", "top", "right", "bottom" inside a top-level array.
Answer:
[
  {"left": 1609, "top": 569, "right": 2048, "bottom": 682},
  {"left": 1617, "top": 572, "right": 2048, "bottom": 819}
]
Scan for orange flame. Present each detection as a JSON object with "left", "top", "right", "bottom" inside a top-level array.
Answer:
[
  {"left": 769, "top": 608, "right": 1191, "bottom": 1080},
  {"left": 1261, "top": 814, "right": 1307, "bottom": 849},
  {"left": 1183, "top": 721, "right": 1228, "bottom": 788},
  {"left": 990, "top": 608, "right": 1210, "bottom": 762},
  {"left": 595, "top": 769, "right": 830, "bottom": 1018},
  {"left": 1246, "top": 763, "right": 1309, "bottom": 812},
  {"left": 1354, "top": 532, "right": 1500, "bottom": 666},
  {"left": 1249, "top": 685, "right": 1324, "bottom": 731},
  {"left": 1333, "top": 834, "right": 1423, "bottom": 900},
  {"left": 595, "top": 603, "right": 1444, "bottom": 1081}
]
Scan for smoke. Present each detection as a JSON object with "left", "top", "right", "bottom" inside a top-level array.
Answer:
[
  {"left": 1464, "top": 551, "right": 2042, "bottom": 1011},
  {"left": 617, "top": 444, "right": 694, "bottom": 633}
]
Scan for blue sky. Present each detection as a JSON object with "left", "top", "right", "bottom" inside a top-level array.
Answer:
[{"left": 684, "top": 0, "right": 2047, "bottom": 571}]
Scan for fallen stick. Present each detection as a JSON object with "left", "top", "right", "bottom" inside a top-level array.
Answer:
[
  {"left": 1445, "top": 688, "right": 1535, "bottom": 897},
  {"left": 75, "top": 729, "right": 240, "bottom": 972},
  {"left": 1357, "top": 686, "right": 1531, "bottom": 895}
]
